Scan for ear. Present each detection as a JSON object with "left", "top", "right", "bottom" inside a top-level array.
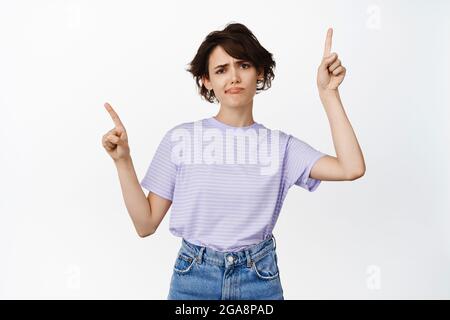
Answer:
[
  {"left": 256, "top": 67, "right": 264, "bottom": 80},
  {"left": 201, "top": 75, "right": 212, "bottom": 90}
]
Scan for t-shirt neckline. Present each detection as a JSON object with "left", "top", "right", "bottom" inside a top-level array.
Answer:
[{"left": 207, "top": 116, "right": 260, "bottom": 130}]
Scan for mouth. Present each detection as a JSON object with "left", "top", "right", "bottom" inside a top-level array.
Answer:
[{"left": 226, "top": 88, "right": 244, "bottom": 94}]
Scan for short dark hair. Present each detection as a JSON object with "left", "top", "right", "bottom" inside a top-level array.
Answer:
[{"left": 186, "top": 22, "right": 276, "bottom": 104}]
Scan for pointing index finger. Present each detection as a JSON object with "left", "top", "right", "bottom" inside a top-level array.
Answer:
[
  {"left": 323, "top": 27, "right": 333, "bottom": 57},
  {"left": 104, "top": 102, "right": 124, "bottom": 128}
]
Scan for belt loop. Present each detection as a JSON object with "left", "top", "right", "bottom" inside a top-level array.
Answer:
[
  {"left": 196, "top": 247, "right": 205, "bottom": 264},
  {"left": 245, "top": 250, "right": 252, "bottom": 268},
  {"left": 272, "top": 234, "right": 276, "bottom": 250}
]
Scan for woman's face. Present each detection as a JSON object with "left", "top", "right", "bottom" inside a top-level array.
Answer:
[{"left": 202, "top": 45, "right": 263, "bottom": 108}]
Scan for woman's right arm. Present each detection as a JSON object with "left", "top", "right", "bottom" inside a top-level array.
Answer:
[
  {"left": 103, "top": 103, "right": 171, "bottom": 237},
  {"left": 115, "top": 157, "right": 172, "bottom": 237},
  {"left": 115, "top": 157, "right": 153, "bottom": 237}
]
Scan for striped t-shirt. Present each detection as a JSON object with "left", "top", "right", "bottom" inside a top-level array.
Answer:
[{"left": 140, "top": 116, "right": 326, "bottom": 252}]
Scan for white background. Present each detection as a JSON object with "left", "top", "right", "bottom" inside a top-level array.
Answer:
[{"left": 1, "top": 0, "right": 449, "bottom": 299}]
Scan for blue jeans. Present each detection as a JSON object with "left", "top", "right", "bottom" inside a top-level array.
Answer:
[{"left": 167, "top": 234, "right": 284, "bottom": 300}]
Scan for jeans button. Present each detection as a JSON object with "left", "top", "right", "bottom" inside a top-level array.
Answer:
[{"left": 227, "top": 255, "right": 234, "bottom": 263}]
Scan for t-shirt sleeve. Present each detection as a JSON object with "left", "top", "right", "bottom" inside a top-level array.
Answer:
[
  {"left": 283, "top": 134, "right": 327, "bottom": 192},
  {"left": 140, "top": 129, "right": 177, "bottom": 201}
]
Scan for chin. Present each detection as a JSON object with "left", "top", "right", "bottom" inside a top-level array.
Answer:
[{"left": 228, "top": 96, "right": 250, "bottom": 104}]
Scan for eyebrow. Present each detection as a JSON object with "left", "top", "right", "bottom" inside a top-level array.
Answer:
[{"left": 214, "top": 60, "right": 248, "bottom": 70}]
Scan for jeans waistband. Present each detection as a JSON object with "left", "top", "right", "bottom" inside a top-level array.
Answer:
[{"left": 180, "top": 235, "right": 277, "bottom": 268}]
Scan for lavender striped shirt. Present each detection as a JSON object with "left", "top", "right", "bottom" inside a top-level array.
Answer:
[{"left": 140, "top": 117, "right": 326, "bottom": 252}]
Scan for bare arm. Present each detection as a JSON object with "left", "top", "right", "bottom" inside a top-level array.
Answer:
[
  {"left": 115, "top": 157, "right": 153, "bottom": 237},
  {"left": 115, "top": 157, "right": 172, "bottom": 237},
  {"left": 102, "top": 102, "right": 171, "bottom": 237},
  {"left": 310, "top": 28, "right": 366, "bottom": 181},
  {"left": 310, "top": 90, "right": 365, "bottom": 181}
]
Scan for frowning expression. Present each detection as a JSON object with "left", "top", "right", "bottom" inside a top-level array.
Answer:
[{"left": 202, "top": 45, "right": 263, "bottom": 107}]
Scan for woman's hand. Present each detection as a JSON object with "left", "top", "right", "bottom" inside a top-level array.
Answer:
[
  {"left": 102, "top": 102, "right": 131, "bottom": 162},
  {"left": 317, "top": 28, "right": 346, "bottom": 92}
]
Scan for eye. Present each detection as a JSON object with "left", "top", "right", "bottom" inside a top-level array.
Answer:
[{"left": 215, "top": 62, "right": 251, "bottom": 74}]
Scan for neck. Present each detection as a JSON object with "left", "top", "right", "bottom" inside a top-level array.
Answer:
[{"left": 214, "top": 100, "right": 255, "bottom": 127}]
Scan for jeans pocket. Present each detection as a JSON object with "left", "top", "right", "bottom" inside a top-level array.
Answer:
[
  {"left": 252, "top": 250, "right": 280, "bottom": 280},
  {"left": 173, "top": 251, "right": 196, "bottom": 274}
]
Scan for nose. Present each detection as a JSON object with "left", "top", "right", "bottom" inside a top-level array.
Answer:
[{"left": 230, "top": 65, "right": 241, "bottom": 84}]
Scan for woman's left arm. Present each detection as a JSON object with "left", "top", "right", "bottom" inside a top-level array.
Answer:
[{"left": 310, "top": 28, "right": 366, "bottom": 181}]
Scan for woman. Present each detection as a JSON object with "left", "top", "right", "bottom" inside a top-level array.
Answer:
[{"left": 101, "top": 22, "right": 365, "bottom": 300}]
